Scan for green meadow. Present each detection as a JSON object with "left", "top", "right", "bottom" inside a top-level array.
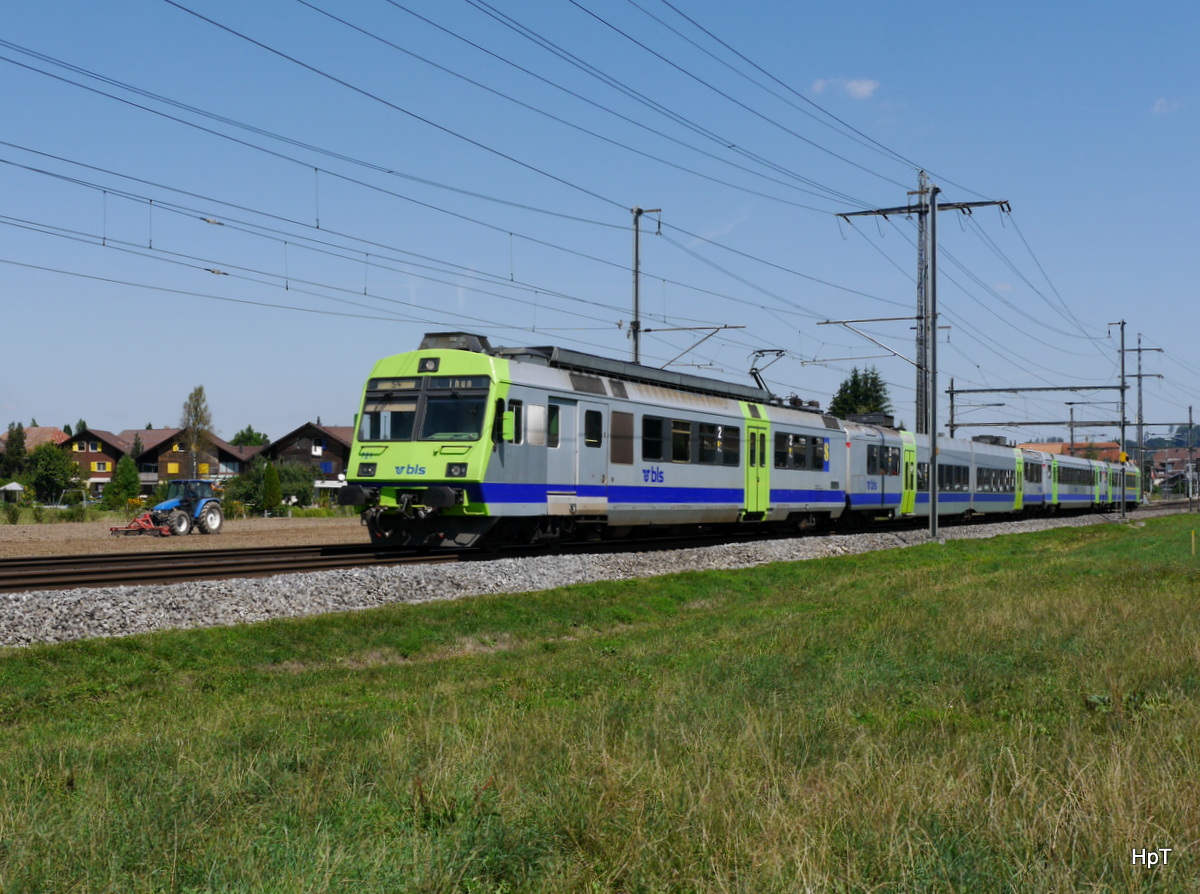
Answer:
[{"left": 2, "top": 515, "right": 1198, "bottom": 892}]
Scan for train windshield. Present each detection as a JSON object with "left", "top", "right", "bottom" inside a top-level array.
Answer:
[{"left": 358, "top": 375, "right": 490, "bottom": 442}]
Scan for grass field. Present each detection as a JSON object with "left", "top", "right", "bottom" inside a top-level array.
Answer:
[{"left": 2, "top": 515, "right": 1199, "bottom": 892}]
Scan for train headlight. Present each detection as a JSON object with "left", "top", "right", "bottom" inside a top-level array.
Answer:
[
  {"left": 445, "top": 462, "right": 468, "bottom": 478},
  {"left": 358, "top": 463, "right": 377, "bottom": 477}
]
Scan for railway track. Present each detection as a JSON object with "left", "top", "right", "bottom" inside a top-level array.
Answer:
[
  {"left": 0, "top": 543, "right": 456, "bottom": 594},
  {"left": 3, "top": 502, "right": 1187, "bottom": 596}
]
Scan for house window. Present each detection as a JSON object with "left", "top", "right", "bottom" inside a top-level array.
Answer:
[
  {"left": 89, "top": 441, "right": 100, "bottom": 452},
  {"left": 91, "top": 461, "right": 109, "bottom": 472},
  {"left": 320, "top": 461, "right": 333, "bottom": 475}
]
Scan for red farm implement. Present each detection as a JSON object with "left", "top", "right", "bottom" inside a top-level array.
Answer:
[{"left": 110, "top": 512, "right": 172, "bottom": 537}]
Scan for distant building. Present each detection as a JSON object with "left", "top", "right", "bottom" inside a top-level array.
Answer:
[
  {"left": 0, "top": 426, "right": 69, "bottom": 453},
  {"left": 68, "top": 429, "right": 132, "bottom": 498},
  {"left": 256, "top": 422, "right": 353, "bottom": 481}
]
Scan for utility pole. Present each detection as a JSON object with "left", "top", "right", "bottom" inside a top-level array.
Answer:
[
  {"left": 1109, "top": 320, "right": 1128, "bottom": 519},
  {"left": 1127, "top": 332, "right": 1163, "bottom": 502},
  {"left": 1190, "top": 405, "right": 1195, "bottom": 512},
  {"left": 631, "top": 206, "right": 660, "bottom": 364},
  {"left": 915, "top": 171, "right": 929, "bottom": 434},
  {"left": 839, "top": 181, "right": 1009, "bottom": 539}
]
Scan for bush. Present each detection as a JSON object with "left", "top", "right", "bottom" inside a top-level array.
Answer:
[{"left": 2, "top": 502, "right": 20, "bottom": 525}]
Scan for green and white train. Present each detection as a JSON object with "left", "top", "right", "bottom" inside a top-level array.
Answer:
[{"left": 337, "top": 332, "right": 1140, "bottom": 548}]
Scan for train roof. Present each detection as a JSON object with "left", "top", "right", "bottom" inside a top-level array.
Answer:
[{"left": 420, "top": 331, "right": 773, "bottom": 404}]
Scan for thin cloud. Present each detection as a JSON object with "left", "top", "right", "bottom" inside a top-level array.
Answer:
[
  {"left": 812, "top": 77, "right": 880, "bottom": 100},
  {"left": 1151, "top": 98, "right": 1181, "bottom": 114}
]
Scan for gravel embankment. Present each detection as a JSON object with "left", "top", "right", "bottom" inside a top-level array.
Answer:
[{"left": 0, "top": 510, "right": 1173, "bottom": 649}]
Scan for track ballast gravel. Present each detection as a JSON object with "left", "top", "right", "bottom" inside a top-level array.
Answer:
[{"left": 0, "top": 511, "right": 1167, "bottom": 648}]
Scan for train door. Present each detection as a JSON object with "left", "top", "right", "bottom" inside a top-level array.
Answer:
[
  {"left": 1050, "top": 456, "right": 1059, "bottom": 507},
  {"left": 899, "top": 431, "right": 917, "bottom": 515},
  {"left": 745, "top": 419, "right": 769, "bottom": 519},
  {"left": 576, "top": 401, "right": 608, "bottom": 510},
  {"left": 546, "top": 399, "right": 576, "bottom": 490},
  {"left": 1013, "top": 449, "right": 1025, "bottom": 512}
]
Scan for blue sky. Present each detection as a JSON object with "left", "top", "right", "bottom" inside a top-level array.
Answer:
[{"left": 1, "top": 0, "right": 1196, "bottom": 446}]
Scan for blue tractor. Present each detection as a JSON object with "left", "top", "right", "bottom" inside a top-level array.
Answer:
[{"left": 151, "top": 479, "right": 224, "bottom": 535}]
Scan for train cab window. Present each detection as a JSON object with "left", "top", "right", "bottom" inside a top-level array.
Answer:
[
  {"left": 584, "top": 410, "right": 603, "bottom": 447},
  {"left": 720, "top": 426, "right": 740, "bottom": 466},
  {"left": 547, "top": 405, "right": 560, "bottom": 448},
  {"left": 420, "top": 394, "right": 486, "bottom": 441},
  {"left": 671, "top": 420, "right": 693, "bottom": 463},
  {"left": 360, "top": 399, "right": 417, "bottom": 441},
  {"left": 642, "top": 416, "right": 665, "bottom": 461},
  {"left": 507, "top": 400, "right": 523, "bottom": 444},
  {"left": 526, "top": 404, "right": 546, "bottom": 446},
  {"left": 611, "top": 412, "right": 634, "bottom": 464},
  {"left": 699, "top": 424, "right": 719, "bottom": 464}
]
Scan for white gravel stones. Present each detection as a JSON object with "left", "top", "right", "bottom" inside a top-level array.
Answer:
[{"left": 0, "top": 511, "right": 1161, "bottom": 648}]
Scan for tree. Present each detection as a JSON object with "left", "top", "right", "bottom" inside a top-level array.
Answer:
[
  {"left": 828, "top": 366, "right": 893, "bottom": 420},
  {"left": 63, "top": 423, "right": 73, "bottom": 437},
  {"left": 230, "top": 425, "right": 270, "bottom": 447},
  {"left": 26, "top": 442, "right": 81, "bottom": 503},
  {"left": 103, "top": 455, "right": 141, "bottom": 510},
  {"left": 75, "top": 418, "right": 87, "bottom": 436},
  {"left": 131, "top": 433, "right": 144, "bottom": 458},
  {"left": 179, "top": 385, "right": 214, "bottom": 477},
  {"left": 262, "top": 463, "right": 282, "bottom": 514},
  {"left": 2, "top": 422, "right": 27, "bottom": 478}
]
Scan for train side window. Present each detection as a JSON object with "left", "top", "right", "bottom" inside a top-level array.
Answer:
[
  {"left": 584, "top": 410, "right": 603, "bottom": 447},
  {"left": 867, "top": 444, "right": 879, "bottom": 475},
  {"left": 917, "top": 461, "right": 929, "bottom": 491},
  {"left": 642, "top": 416, "right": 664, "bottom": 461},
  {"left": 547, "top": 405, "right": 560, "bottom": 448},
  {"left": 610, "top": 412, "right": 634, "bottom": 464},
  {"left": 721, "top": 426, "right": 740, "bottom": 466},
  {"left": 671, "top": 420, "right": 692, "bottom": 463},
  {"left": 699, "top": 424, "right": 720, "bottom": 464},
  {"left": 794, "top": 435, "right": 810, "bottom": 471},
  {"left": 527, "top": 404, "right": 546, "bottom": 446},
  {"left": 888, "top": 447, "right": 901, "bottom": 476},
  {"left": 507, "top": 400, "right": 523, "bottom": 444},
  {"left": 774, "top": 433, "right": 790, "bottom": 469}
]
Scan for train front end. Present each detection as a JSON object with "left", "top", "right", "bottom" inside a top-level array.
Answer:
[{"left": 338, "top": 333, "right": 506, "bottom": 547}]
